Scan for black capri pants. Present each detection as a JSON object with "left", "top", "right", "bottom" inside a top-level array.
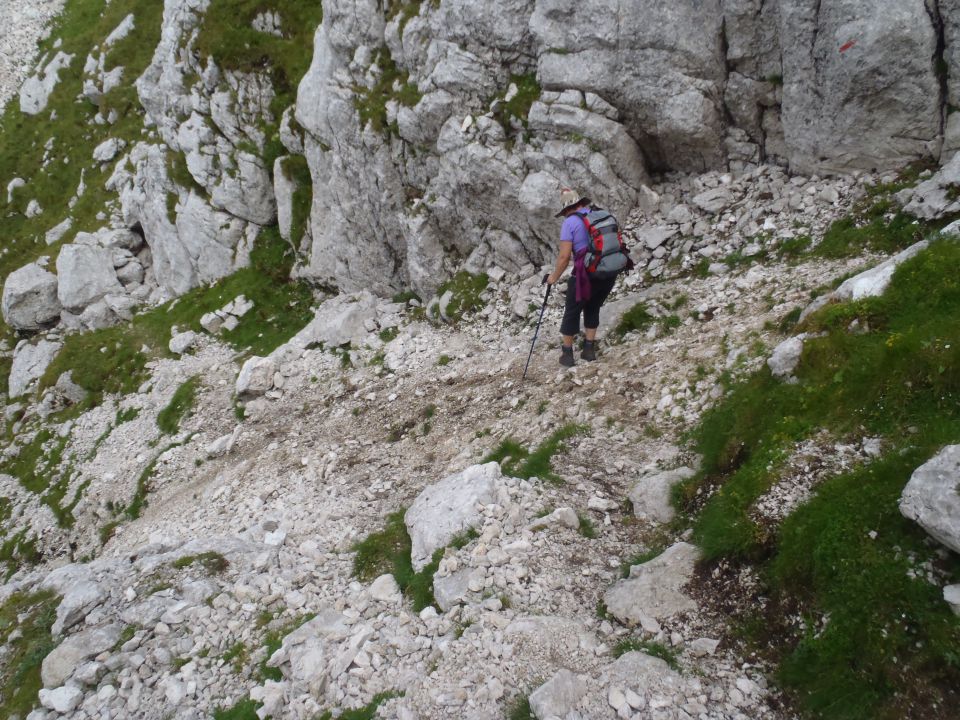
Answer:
[{"left": 560, "top": 274, "right": 617, "bottom": 336}]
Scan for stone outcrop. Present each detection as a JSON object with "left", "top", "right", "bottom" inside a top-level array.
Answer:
[
  {"left": 405, "top": 462, "right": 502, "bottom": 570},
  {"left": 900, "top": 444, "right": 960, "bottom": 553},
  {"left": 1, "top": 262, "right": 61, "bottom": 330},
  {"left": 628, "top": 467, "right": 696, "bottom": 525},
  {"left": 9, "top": 337, "right": 61, "bottom": 397}
]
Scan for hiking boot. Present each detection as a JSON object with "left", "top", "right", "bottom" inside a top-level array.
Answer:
[
  {"left": 581, "top": 340, "right": 597, "bottom": 362},
  {"left": 559, "top": 345, "right": 575, "bottom": 367}
]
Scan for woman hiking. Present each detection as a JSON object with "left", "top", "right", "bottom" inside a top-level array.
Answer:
[{"left": 544, "top": 188, "right": 626, "bottom": 367}]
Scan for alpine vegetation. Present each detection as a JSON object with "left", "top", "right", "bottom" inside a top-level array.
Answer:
[{"left": 0, "top": 1, "right": 957, "bottom": 720}]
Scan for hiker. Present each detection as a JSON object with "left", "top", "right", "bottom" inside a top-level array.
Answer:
[{"left": 545, "top": 188, "right": 630, "bottom": 367}]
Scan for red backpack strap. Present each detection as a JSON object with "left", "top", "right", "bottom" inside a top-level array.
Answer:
[{"left": 578, "top": 214, "right": 604, "bottom": 272}]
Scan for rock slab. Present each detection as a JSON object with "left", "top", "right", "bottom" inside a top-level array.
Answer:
[
  {"left": 405, "top": 462, "right": 500, "bottom": 571},
  {"left": 900, "top": 445, "right": 960, "bottom": 553},
  {"left": 604, "top": 542, "right": 701, "bottom": 625}
]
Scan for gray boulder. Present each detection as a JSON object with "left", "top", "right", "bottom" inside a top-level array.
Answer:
[
  {"left": 799, "top": 240, "right": 930, "bottom": 323},
  {"left": 768, "top": 335, "right": 806, "bottom": 380},
  {"left": 529, "top": 669, "right": 588, "bottom": 720},
  {"left": 39, "top": 685, "right": 84, "bottom": 713},
  {"left": 900, "top": 152, "right": 960, "bottom": 220},
  {"left": 900, "top": 445, "right": 960, "bottom": 553},
  {"left": 287, "top": 292, "right": 378, "bottom": 350},
  {"left": 604, "top": 542, "right": 700, "bottom": 626},
  {"left": 9, "top": 338, "right": 62, "bottom": 397},
  {"left": 405, "top": 462, "right": 500, "bottom": 571},
  {"left": 56, "top": 244, "right": 124, "bottom": 312},
  {"left": 628, "top": 467, "right": 696, "bottom": 524},
  {"left": 945, "top": 584, "right": 960, "bottom": 616},
  {"left": 52, "top": 580, "right": 107, "bottom": 635},
  {"left": 42, "top": 623, "right": 123, "bottom": 688},
  {"left": 235, "top": 356, "right": 277, "bottom": 398},
  {"left": 1, "top": 262, "right": 61, "bottom": 330},
  {"left": 433, "top": 568, "right": 474, "bottom": 611}
]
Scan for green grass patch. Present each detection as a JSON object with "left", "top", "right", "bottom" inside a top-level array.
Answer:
[
  {"left": 0, "top": 0, "right": 164, "bottom": 308},
  {"left": 193, "top": 0, "right": 323, "bottom": 125},
  {"left": 612, "top": 638, "right": 681, "bottom": 671},
  {"left": 812, "top": 200, "right": 940, "bottom": 259},
  {"left": 577, "top": 513, "right": 596, "bottom": 539},
  {"left": 213, "top": 698, "right": 261, "bottom": 720},
  {"left": 40, "top": 229, "right": 313, "bottom": 410},
  {"left": 506, "top": 695, "right": 535, "bottom": 720},
  {"left": 483, "top": 424, "right": 587, "bottom": 483},
  {"left": 222, "top": 641, "right": 249, "bottom": 674},
  {"left": 435, "top": 271, "right": 489, "bottom": 322},
  {"left": 0, "top": 428, "right": 83, "bottom": 529},
  {"left": 352, "top": 510, "right": 477, "bottom": 611},
  {"left": 156, "top": 377, "right": 199, "bottom": 434},
  {"left": 317, "top": 691, "right": 404, "bottom": 720},
  {"left": 353, "top": 46, "right": 421, "bottom": 135},
  {"left": 678, "top": 238, "right": 960, "bottom": 719},
  {"left": 172, "top": 551, "right": 228, "bottom": 574},
  {"left": 0, "top": 590, "right": 59, "bottom": 719},
  {"left": 0, "top": 529, "right": 41, "bottom": 581},
  {"left": 492, "top": 73, "right": 541, "bottom": 131},
  {"left": 279, "top": 154, "right": 313, "bottom": 249}
]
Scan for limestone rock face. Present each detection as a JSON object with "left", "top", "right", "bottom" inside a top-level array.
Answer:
[
  {"left": 2, "top": 262, "right": 61, "bottom": 330},
  {"left": 9, "top": 338, "right": 62, "bottom": 397},
  {"left": 108, "top": 143, "right": 254, "bottom": 297},
  {"left": 531, "top": 0, "right": 727, "bottom": 172},
  {"left": 405, "top": 462, "right": 501, "bottom": 570},
  {"left": 56, "top": 244, "right": 124, "bottom": 312},
  {"left": 900, "top": 445, "right": 960, "bottom": 553},
  {"left": 778, "top": 0, "right": 941, "bottom": 174}
]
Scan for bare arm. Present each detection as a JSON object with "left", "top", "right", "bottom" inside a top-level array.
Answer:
[{"left": 547, "top": 241, "right": 573, "bottom": 285}]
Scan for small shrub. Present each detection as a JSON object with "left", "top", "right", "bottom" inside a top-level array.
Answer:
[
  {"left": 157, "top": 377, "right": 199, "bottom": 435},
  {"left": 577, "top": 513, "right": 596, "bottom": 539},
  {"left": 506, "top": 695, "right": 536, "bottom": 720},
  {"left": 615, "top": 303, "right": 654, "bottom": 337},
  {"left": 172, "top": 551, "right": 229, "bottom": 574},
  {"left": 213, "top": 698, "right": 261, "bottom": 720},
  {"left": 483, "top": 424, "right": 587, "bottom": 483},
  {"left": 612, "top": 638, "right": 681, "bottom": 671},
  {"left": 437, "top": 354, "right": 451, "bottom": 366},
  {"left": 435, "top": 271, "right": 489, "bottom": 322}
]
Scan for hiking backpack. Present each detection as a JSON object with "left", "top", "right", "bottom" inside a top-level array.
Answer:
[{"left": 579, "top": 209, "right": 633, "bottom": 278}]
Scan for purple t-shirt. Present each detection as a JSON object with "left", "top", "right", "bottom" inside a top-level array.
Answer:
[{"left": 560, "top": 209, "right": 592, "bottom": 254}]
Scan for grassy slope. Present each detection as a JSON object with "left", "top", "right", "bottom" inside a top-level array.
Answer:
[
  {"left": 677, "top": 236, "right": 960, "bottom": 719},
  {"left": 0, "top": 0, "right": 163, "bottom": 286}
]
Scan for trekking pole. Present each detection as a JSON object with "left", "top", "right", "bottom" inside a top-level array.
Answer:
[{"left": 522, "top": 280, "right": 553, "bottom": 381}]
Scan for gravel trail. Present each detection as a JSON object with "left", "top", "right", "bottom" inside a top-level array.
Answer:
[{"left": 0, "top": 0, "right": 65, "bottom": 111}]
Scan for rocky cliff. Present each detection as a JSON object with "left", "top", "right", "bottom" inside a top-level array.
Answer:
[
  {"left": 1, "top": 2, "right": 960, "bottom": 720},
  {"left": 6, "top": 0, "right": 960, "bottom": 318}
]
